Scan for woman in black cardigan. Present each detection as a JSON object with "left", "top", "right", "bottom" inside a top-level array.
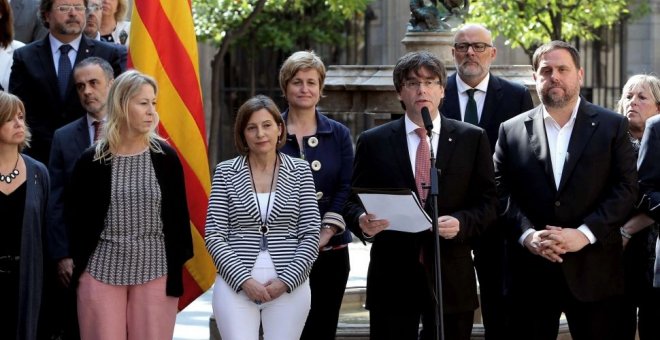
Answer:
[{"left": 66, "top": 70, "right": 193, "bottom": 340}]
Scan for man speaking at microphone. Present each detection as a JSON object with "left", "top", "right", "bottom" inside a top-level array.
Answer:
[{"left": 345, "top": 51, "right": 497, "bottom": 340}]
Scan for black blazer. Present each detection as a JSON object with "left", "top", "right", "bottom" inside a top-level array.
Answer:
[
  {"left": 65, "top": 141, "right": 193, "bottom": 296},
  {"left": 9, "top": 35, "right": 126, "bottom": 163},
  {"left": 345, "top": 115, "right": 497, "bottom": 313},
  {"left": 441, "top": 73, "right": 534, "bottom": 153},
  {"left": 46, "top": 117, "right": 91, "bottom": 260},
  {"left": 494, "top": 99, "right": 638, "bottom": 302}
]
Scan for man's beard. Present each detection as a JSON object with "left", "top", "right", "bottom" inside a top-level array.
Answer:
[
  {"left": 457, "top": 59, "right": 487, "bottom": 80},
  {"left": 539, "top": 85, "right": 578, "bottom": 108}
]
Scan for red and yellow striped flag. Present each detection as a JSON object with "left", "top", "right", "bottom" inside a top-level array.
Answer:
[{"left": 128, "top": 0, "right": 215, "bottom": 310}]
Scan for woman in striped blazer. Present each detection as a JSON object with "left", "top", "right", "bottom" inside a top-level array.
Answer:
[{"left": 205, "top": 95, "right": 320, "bottom": 340}]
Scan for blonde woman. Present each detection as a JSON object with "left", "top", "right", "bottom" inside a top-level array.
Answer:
[
  {"left": 66, "top": 70, "right": 192, "bottom": 340},
  {"left": 99, "top": 0, "right": 130, "bottom": 45},
  {"left": 617, "top": 74, "right": 660, "bottom": 340}
]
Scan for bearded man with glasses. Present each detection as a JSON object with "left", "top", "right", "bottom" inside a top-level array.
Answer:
[{"left": 439, "top": 23, "right": 534, "bottom": 340}]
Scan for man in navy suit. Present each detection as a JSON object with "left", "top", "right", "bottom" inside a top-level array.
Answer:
[
  {"left": 440, "top": 24, "right": 534, "bottom": 339},
  {"left": 494, "top": 41, "right": 636, "bottom": 339},
  {"left": 345, "top": 51, "right": 497, "bottom": 340},
  {"left": 9, "top": 0, "right": 125, "bottom": 164},
  {"left": 45, "top": 56, "right": 113, "bottom": 340}
]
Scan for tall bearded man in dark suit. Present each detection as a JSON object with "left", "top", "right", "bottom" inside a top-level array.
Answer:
[
  {"left": 345, "top": 51, "right": 497, "bottom": 340},
  {"left": 440, "top": 24, "right": 534, "bottom": 339},
  {"left": 494, "top": 40, "right": 637, "bottom": 340},
  {"left": 9, "top": 0, "right": 125, "bottom": 164}
]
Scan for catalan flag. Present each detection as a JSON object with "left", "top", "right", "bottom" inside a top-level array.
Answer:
[{"left": 128, "top": 0, "right": 215, "bottom": 309}]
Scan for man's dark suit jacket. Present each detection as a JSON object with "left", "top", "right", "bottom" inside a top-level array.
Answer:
[
  {"left": 9, "top": 35, "right": 125, "bottom": 163},
  {"left": 46, "top": 117, "right": 91, "bottom": 261},
  {"left": 10, "top": 0, "right": 47, "bottom": 43},
  {"left": 494, "top": 99, "right": 638, "bottom": 302},
  {"left": 345, "top": 115, "right": 497, "bottom": 314},
  {"left": 441, "top": 73, "right": 534, "bottom": 153}
]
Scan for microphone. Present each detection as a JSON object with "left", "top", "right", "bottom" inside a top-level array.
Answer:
[{"left": 421, "top": 107, "right": 433, "bottom": 136}]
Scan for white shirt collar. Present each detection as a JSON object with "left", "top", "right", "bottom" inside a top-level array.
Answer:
[
  {"left": 541, "top": 97, "right": 581, "bottom": 125},
  {"left": 49, "top": 33, "right": 83, "bottom": 55},
  {"left": 456, "top": 73, "right": 490, "bottom": 94},
  {"left": 404, "top": 111, "right": 441, "bottom": 136}
]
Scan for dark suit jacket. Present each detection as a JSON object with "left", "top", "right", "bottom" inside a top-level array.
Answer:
[
  {"left": 345, "top": 115, "right": 497, "bottom": 314},
  {"left": 9, "top": 35, "right": 125, "bottom": 163},
  {"left": 638, "top": 114, "right": 660, "bottom": 222},
  {"left": 493, "top": 99, "right": 638, "bottom": 302},
  {"left": 65, "top": 141, "right": 193, "bottom": 296},
  {"left": 10, "top": 0, "right": 47, "bottom": 43},
  {"left": 46, "top": 117, "right": 91, "bottom": 261},
  {"left": 441, "top": 73, "right": 534, "bottom": 153}
]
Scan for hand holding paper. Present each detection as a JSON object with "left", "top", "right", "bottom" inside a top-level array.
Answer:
[{"left": 355, "top": 188, "right": 432, "bottom": 233}]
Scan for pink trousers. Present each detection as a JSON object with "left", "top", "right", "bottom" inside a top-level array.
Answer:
[{"left": 77, "top": 272, "right": 178, "bottom": 340}]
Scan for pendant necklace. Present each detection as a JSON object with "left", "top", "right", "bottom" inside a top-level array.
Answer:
[
  {"left": 0, "top": 154, "right": 20, "bottom": 184},
  {"left": 248, "top": 154, "right": 278, "bottom": 251}
]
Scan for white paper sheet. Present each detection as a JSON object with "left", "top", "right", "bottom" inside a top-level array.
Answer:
[{"left": 356, "top": 190, "right": 432, "bottom": 233}]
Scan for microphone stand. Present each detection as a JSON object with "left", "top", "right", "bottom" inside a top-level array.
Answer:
[{"left": 426, "top": 126, "right": 444, "bottom": 340}]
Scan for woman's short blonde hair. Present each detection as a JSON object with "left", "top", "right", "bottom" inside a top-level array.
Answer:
[
  {"left": 278, "top": 50, "right": 326, "bottom": 98},
  {"left": 0, "top": 91, "right": 31, "bottom": 151},
  {"left": 234, "top": 95, "right": 286, "bottom": 155},
  {"left": 617, "top": 74, "right": 660, "bottom": 115}
]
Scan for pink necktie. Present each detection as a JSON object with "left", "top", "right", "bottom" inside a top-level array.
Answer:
[{"left": 415, "top": 128, "right": 431, "bottom": 204}]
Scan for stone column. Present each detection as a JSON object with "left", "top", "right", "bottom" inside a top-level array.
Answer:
[{"left": 401, "top": 31, "right": 455, "bottom": 65}]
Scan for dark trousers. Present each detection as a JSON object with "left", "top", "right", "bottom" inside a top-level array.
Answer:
[
  {"left": 300, "top": 246, "right": 350, "bottom": 340},
  {"left": 473, "top": 232, "right": 512, "bottom": 340},
  {"left": 511, "top": 265, "right": 625, "bottom": 340},
  {"left": 369, "top": 271, "right": 474, "bottom": 340},
  {"left": 622, "top": 227, "right": 660, "bottom": 340},
  {"left": 38, "top": 264, "right": 80, "bottom": 340}
]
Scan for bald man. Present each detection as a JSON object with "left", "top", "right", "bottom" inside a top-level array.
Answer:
[{"left": 440, "top": 23, "right": 534, "bottom": 339}]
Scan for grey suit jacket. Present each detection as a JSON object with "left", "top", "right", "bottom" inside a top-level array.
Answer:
[
  {"left": 637, "top": 114, "right": 660, "bottom": 287},
  {"left": 10, "top": 0, "right": 47, "bottom": 43},
  {"left": 18, "top": 154, "right": 50, "bottom": 340},
  {"left": 494, "top": 98, "right": 638, "bottom": 301}
]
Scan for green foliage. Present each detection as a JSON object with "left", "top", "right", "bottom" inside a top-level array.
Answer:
[
  {"left": 469, "top": 0, "right": 644, "bottom": 56},
  {"left": 193, "top": 0, "right": 369, "bottom": 49}
]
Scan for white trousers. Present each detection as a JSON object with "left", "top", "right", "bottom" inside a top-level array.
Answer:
[{"left": 212, "top": 251, "right": 311, "bottom": 340}]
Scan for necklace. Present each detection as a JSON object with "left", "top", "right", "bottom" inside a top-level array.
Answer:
[
  {"left": 248, "top": 154, "right": 278, "bottom": 251},
  {"left": 0, "top": 154, "right": 19, "bottom": 184}
]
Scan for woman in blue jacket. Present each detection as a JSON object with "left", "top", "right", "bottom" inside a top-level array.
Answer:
[{"left": 279, "top": 51, "right": 355, "bottom": 340}]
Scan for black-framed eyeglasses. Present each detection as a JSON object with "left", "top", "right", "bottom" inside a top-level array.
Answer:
[
  {"left": 454, "top": 42, "right": 492, "bottom": 53},
  {"left": 402, "top": 80, "right": 442, "bottom": 90}
]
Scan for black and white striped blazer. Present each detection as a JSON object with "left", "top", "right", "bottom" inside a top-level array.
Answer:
[{"left": 205, "top": 153, "right": 320, "bottom": 292}]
